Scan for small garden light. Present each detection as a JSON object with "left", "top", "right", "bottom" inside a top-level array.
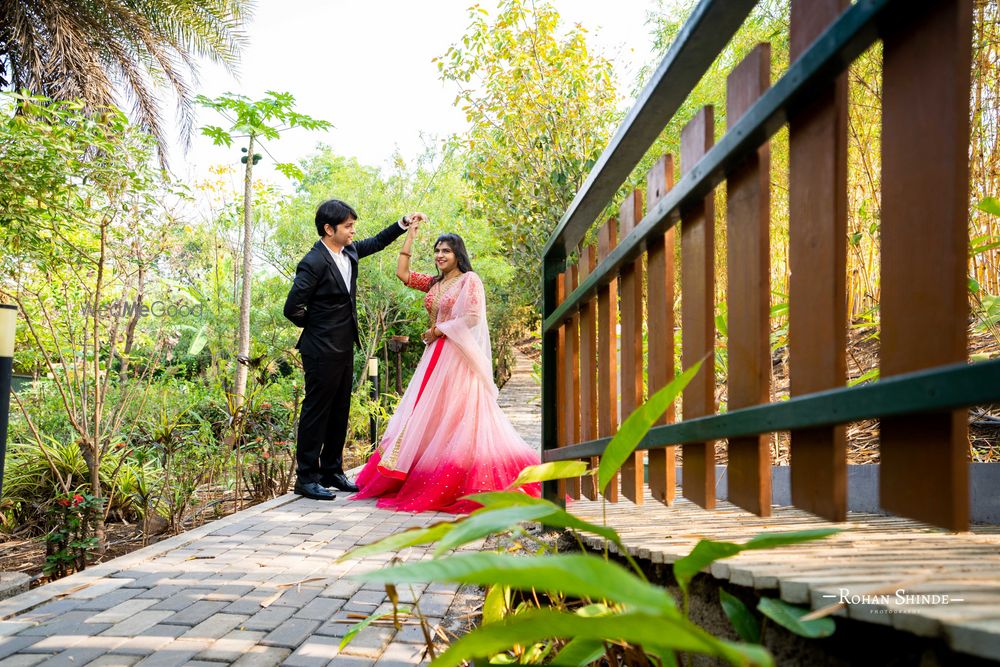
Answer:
[
  {"left": 368, "top": 358, "right": 379, "bottom": 451},
  {"left": 0, "top": 304, "right": 16, "bottom": 498}
]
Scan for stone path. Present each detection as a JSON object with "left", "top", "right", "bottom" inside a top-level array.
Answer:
[
  {"left": 0, "top": 353, "right": 543, "bottom": 666},
  {"left": 496, "top": 351, "right": 541, "bottom": 452}
]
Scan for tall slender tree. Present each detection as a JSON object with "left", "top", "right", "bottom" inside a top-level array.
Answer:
[
  {"left": 0, "top": 0, "right": 251, "bottom": 163},
  {"left": 196, "top": 91, "right": 330, "bottom": 411}
]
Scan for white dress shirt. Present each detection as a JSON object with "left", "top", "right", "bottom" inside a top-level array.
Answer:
[
  {"left": 325, "top": 244, "right": 351, "bottom": 288},
  {"left": 324, "top": 218, "right": 410, "bottom": 290}
]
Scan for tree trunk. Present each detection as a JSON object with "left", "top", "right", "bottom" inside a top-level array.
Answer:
[
  {"left": 119, "top": 249, "right": 145, "bottom": 383},
  {"left": 234, "top": 135, "right": 255, "bottom": 408}
]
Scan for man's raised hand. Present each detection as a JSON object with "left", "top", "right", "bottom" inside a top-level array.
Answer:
[{"left": 404, "top": 212, "right": 428, "bottom": 227}]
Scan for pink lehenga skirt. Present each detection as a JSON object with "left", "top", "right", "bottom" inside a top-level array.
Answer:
[{"left": 352, "top": 337, "right": 540, "bottom": 514}]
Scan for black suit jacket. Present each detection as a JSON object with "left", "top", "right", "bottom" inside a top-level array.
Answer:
[{"left": 283, "top": 221, "right": 406, "bottom": 357}]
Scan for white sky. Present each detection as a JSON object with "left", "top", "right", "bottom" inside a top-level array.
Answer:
[{"left": 170, "top": 0, "right": 662, "bottom": 189}]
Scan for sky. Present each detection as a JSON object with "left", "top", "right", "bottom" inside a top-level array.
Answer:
[{"left": 170, "top": 0, "right": 663, "bottom": 190}]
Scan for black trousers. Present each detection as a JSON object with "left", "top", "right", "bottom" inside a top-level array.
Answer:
[{"left": 297, "top": 353, "right": 353, "bottom": 485}]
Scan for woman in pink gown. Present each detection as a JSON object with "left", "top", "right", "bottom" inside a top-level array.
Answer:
[{"left": 352, "top": 227, "right": 540, "bottom": 513}]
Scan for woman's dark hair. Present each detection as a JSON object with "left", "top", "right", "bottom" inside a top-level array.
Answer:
[
  {"left": 432, "top": 234, "right": 473, "bottom": 284},
  {"left": 315, "top": 199, "right": 358, "bottom": 237}
]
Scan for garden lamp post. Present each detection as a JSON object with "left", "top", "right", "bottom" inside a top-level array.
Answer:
[
  {"left": 0, "top": 304, "right": 16, "bottom": 499},
  {"left": 387, "top": 336, "right": 409, "bottom": 394},
  {"left": 367, "top": 358, "right": 379, "bottom": 450}
]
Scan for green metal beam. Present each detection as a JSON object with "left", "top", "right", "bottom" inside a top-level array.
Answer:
[
  {"left": 543, "top": 359, "right": 1000, "bottom": 462},
  {"left": 543, "top": 0, "right": 899, "bottom": 334},
  {"left": 541, "top": 0, "right": 758, "bottom": 262}
]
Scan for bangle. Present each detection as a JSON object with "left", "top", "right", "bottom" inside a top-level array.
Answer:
[{"left": 399, "top": 251, "right": 411, "bottom": 257}]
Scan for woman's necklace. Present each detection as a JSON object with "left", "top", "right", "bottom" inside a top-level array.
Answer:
[{"left": 430, "top": 272, "right": 462, "bottom": 322}]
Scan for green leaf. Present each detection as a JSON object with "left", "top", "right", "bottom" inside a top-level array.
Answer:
[
  {"left": 464, "top": 491, "right": 541, "bottom": 509},
  {"left": 757, "top": 598, "right": 835, "bottom": 639},
  {"left": 354, "top": 552, "right": 678, "bottom": 617},
  {"left": 482, "top": 584, "right": 507, "bottom": 624},
  {"left": 429, "top": 609, "right": 772, "bottom": 667},
  {"left": 674, "top": 530, "right": 839, "bottom": 596},
  {"left": 462, "top": 493, "right": 622, "bottom": 544},
  {"left": 187, "top": 324, "right": 208, "bottom": 356},
  {"left": 339, "top": 606, "right": 412, "bottom": 650},
  {"left": 575, "top": 603, "right": 612, "bottom": 617},
  {"left": 337, "top": 521, "right": 457, "bottom": 562},
  {"left": 970, "top": 276, "right": 982, "bottom": 294},
  {"left": 977, "top": 197, "right": 1000, "bottom": 216},
  {"left": 503, "top": 461, "right": 588, "bottom": 489},
  {"left": 200, "top": 125, "right": 232, "bottom": 147},
  {"left": 743, "top": 529, "right": 840, "bottom": 550},
  {"left": 720, "top": 589, "right": 760, "bottom": 644},
  {"left": 274, "top": 162, "right": 304, "bottom": 181},
  {"left": 847, "top": 367, "right": 879, "bottom": 388},
  {"left": 433, "top": 505, "right": 553, "bottom": 556},
  {"left": 971, "top": 239, "right": 1000, "bottom": 256},
  {"left": 551, "top": 638, "right": 606, "bottom": 665},
  {"left": 599, "top": 360, "right": 703, "bottom": 495}
]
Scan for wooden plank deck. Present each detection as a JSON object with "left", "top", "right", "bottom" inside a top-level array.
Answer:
[{"left": 569, "top": 491, "right": 1000, "bottom": 661}]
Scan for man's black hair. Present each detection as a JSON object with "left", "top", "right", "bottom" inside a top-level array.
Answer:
[{"left": 315, "top": 199, "right": 358, "bottom": 237}]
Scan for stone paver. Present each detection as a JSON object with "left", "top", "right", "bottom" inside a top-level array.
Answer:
[
  {"left": 0, "top": 495, "right": 467, "bottom": 665},
  {"left": 0, "top": 352, "right": 540, "bottom": 665}
]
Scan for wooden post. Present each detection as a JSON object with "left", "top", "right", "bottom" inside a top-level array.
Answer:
[
  {"left": 563, "top": 265, "right": 582, "bottom": 499},
  {"left": 879, "top": 0, "right": 972, "bottom": 531},
  {"left": 578, "top": 246, "right": 600, "bottom": 500},
  {"left": 680, "top": 107, "right": 716, "bottom": 509},
  {"left": 646, "top": 155, "right": 677, "bottom": 505},
  {"left": 725, "top": 44, "right": 772, "bottom": 517},
  {"left": 597, "top": 218, "right": 620, "bottom": 502},
  {"left": 619, "top": 190, "right": 645, "bottom": 504},
  {"left": 555, "top": 273, "right": 568, "bottom": 501},
  {"left": 788, "top": 0, "right": 849, "bottom": 522}
]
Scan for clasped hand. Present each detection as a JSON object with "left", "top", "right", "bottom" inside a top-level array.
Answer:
[
  {"left": 421, "top": 326, "right": 441, "bottom": 345},
  {"left": 403, "top": 212, "right": 428, "bottom": 228}
]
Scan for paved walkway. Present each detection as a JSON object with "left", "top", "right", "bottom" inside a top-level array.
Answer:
[{"left": 0, "top": 353, "right": 543, "bottom": 666}]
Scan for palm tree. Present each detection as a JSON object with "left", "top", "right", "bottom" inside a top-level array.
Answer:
[{"left": 0, "top": 0, "right": 251, "bottom": 163}]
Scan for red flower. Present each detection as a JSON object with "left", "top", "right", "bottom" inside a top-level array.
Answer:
[
  {"left": 262, "top": 451, "right": 271, "bottom": 460},
  {"left": 72, "top": 494, "right": 84, "bottom": 506},
  {"left": 57, "top": 498, "right": 70, "bottom": 507}
]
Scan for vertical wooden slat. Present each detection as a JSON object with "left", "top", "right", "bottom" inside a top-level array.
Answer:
[
  {"left": 646, "top": 155, "right": 677, "bottom": 505},
  {"left": 555, "top": 273, "right": 567, "bottom": 501},
  {"left": 680, "top": 107, "right": 716, "bottom": 510},
  {"left": 619, "top": 190, "right": 645, "bottom": 504},
  {"left": 578, "top": 246, "right": 600, "bottom": 500},
  {"left": 788, "top": 0, "right": 849, "bottom": 522},
  {"left": 563, "top": 264, "right": 582, "bottom": 499},
  {"left": 725, "top": 44, "right": 772, "bottom": 517},
  {"left": 879, "top": 0, "right": 971, "bottom": 531},
  {"left": 597, "top": 218, "right": 620, "bottom": 503}
]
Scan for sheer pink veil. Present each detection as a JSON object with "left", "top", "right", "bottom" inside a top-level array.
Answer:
[{"left": 433, "top": 272, "right": 497, "bottom": 398}]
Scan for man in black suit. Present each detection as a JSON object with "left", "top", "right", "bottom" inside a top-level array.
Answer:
[{"left": 284, "top": 199, "right": 426, "bottom": 500}]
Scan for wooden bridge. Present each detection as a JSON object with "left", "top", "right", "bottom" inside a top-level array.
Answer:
[{"left": 539, "top": 0, "right": 1000, "bottom": 661}]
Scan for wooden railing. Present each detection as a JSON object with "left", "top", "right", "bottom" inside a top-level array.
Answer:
[{"left": 540, "top": 0, "right": 1000, "bottom": 531}]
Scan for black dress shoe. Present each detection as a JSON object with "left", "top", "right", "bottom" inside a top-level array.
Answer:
[
  {"left": 327, "top": 472, "right": 359, "bottom": 493},
  {"left": 293, "top": 482, "right": 337, "bottom": 501}
]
